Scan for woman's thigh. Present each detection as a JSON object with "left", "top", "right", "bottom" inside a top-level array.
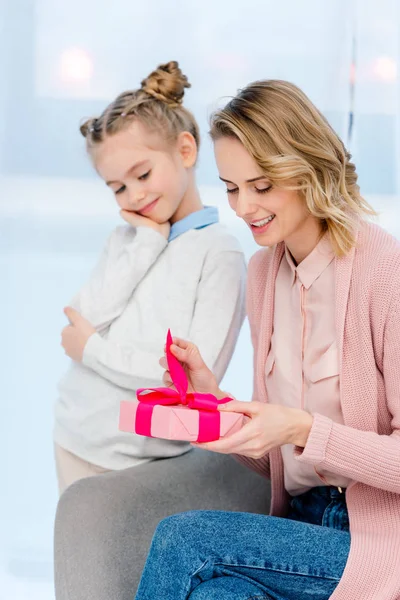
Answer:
[{"left": 149, "top": 510, "right": 350, "bottom": 600}]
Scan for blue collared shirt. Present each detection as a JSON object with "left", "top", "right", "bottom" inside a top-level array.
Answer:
[{"left": 168, "top": 206, "right": 219, "bottom": 242}]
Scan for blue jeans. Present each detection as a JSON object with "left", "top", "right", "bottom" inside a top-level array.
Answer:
[{"left": 135, "top": 486, "right": 351, "bottom": 600}]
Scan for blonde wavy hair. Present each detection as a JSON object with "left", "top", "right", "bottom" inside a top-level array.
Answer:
[
  {"left": 80, "top": 61, "right": 200, "bottom": 154},
  {"left": 210, "top": 80, "right": 376, "bottom": 256}
]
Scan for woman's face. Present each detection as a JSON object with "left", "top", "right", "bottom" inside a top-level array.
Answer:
[{"left": 214, "top": 136, "right": 321, "bottom": 252}]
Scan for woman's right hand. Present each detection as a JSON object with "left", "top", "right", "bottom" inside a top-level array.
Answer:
[
  {"left": 120, "top": 209, "right": 171, "bottom": 240},
  {"left": 159, "top": 337, "right": 224, "bottom": 398}
]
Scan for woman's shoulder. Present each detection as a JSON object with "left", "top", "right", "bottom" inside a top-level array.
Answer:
[
  {"left": 354, "top": 222, "right": 400, "bottom": 313},
  {"left": 356, "top": 221, "right": 400, "bottom": 272},
  {"left": 246, "top": 246, "right": 278, "bottom": 317},
  {"left": 248, "top": 246, "right": 277, "bottom": 279}
]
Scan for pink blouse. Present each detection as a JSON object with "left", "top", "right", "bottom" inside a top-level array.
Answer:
[{"left": 266, "top": 236, "right": 351, "bottom": 495}]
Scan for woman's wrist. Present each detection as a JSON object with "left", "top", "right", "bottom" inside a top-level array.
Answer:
[{"left": 288, "top": 409, "right": 313, "bottom": 447}]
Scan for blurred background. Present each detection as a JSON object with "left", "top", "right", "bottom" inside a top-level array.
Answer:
[{"left": 1, "top": 0, "right": 399, "bottom": 597}]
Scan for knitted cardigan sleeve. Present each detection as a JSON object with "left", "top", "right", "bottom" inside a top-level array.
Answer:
[
  {"left": 294, "top": 287, "right": 400, "bottom": 494},
  {"left": 234, "top": 250, "right": 271, "bottom": 479}
]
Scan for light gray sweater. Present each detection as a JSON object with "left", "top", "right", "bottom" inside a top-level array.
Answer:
[{"left": 54, "top": 223, "right": 246, "bottom": 470}]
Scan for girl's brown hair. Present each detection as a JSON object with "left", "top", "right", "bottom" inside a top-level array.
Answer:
[{"left": 81, "top": 61, "right": 200, "bottom": 153}]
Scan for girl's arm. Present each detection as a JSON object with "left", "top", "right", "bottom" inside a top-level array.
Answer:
[
  {"left": 81, "top": 248, "right": 246, "bottom": 390},
  {"left": 70, "top": 225, "right": 167, "bottom": 332},
  {"left": 186, "top": 248, "right": 246, "bottom": 384}
]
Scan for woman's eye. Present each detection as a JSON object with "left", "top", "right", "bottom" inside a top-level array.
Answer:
[
  {"left": 226, "top": 188, "right": 239, "bottom": 195},
  {"left": 115, "top": 185, "right": 126, "bottom": 195},
  {"left": 255, "top": 185, "right": 273, "bottom": 194},
  {"left": 138, "top": 170, "right": 151, "bottom": 181}
]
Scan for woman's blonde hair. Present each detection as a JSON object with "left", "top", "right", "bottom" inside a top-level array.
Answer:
[
  {"left": 80, "top": 60, "right": 200, "bottom": 153},
  {"left": 210, "top": 80, "right": 376, "bottom": 256}
]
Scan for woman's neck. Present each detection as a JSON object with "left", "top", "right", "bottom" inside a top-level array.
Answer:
[{"left": 285, "top": 218, "right": 325, "bottom": 265}]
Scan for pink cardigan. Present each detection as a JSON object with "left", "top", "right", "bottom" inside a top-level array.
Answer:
[{"left": 238, "top": 222, "right": 400, "bottom": 599}]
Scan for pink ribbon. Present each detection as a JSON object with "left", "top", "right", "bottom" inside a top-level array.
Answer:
[{"left": 136, "top": 330, "right": 232, "bottom": 442}]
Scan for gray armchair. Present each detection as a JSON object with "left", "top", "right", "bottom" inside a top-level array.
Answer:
[{"left": 54, "top": 449, "right": 270, "bottom": 600}]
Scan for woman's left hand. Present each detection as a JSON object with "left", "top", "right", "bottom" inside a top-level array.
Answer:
[
  {"left": 61, "top": 307, "right": 97, "bottom": 362},
  {"left": 193, "top": 400, "right": 313, "bottom": 458}
]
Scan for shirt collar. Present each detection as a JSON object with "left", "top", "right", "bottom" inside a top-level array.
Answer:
[
  {"left": 168, "top": 206, "right": 219, "bottom": 242},
  {"left": 284, "top": 234, "right": 335, "bottom": 289}
]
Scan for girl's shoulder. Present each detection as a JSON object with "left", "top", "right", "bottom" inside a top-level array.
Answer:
[{"left": 191, "top": 222, "right": 244, "bottom": 255}]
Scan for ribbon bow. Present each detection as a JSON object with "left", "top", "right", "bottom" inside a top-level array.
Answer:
[{"left": 135, "top": 330, "right": 231, "bottom": 442}]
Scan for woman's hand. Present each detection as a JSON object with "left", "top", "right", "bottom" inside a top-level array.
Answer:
[
  {"left": 159, "top": 337, "right": 225, "bottom": 398},
  {"left": 120, "top": 209, "right": 171, "bottom": 240},
  {"left": 193, "top": 400, "right": 314, "bottom": 458},
  {"left": 61, "top": 307, "right": 96, "bottom": 362}
]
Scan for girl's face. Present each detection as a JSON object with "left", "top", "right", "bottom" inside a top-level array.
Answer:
[
  {"left": 94, "top": 121, "right": 194, "bottom": 224},
  {"left": 214, "top": 136, "right": 321, "bottom": 253}
]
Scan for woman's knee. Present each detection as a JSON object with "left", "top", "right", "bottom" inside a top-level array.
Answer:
[{"left": 152, "top": 510, "right": 214, "bottom": 553}]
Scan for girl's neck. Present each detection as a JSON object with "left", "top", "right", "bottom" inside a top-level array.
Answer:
[{"left": 170, "top": 174, "right": 203, "bottom": 224}]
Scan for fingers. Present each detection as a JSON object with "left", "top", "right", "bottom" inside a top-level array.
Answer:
[
  {"left": 218, "top": 400, "right": 261, "bottom": 416},
  {"left": 159, "top": 356, "right": 167, "bottom": 369},
  {"left": 120, "top": 209, "right": 139, "bottom": 225},
  {"left": 61, "top": 325, "right": 72, "bottom": 351},
  {"left": 162, "top": 371, "right": 173, "bottom": 385},
  {"left": 193, "top": 423, "right": 270, "bottom": 458},
  {"left": 64, "top": 306, "right": 81, "bottom": 325},
  {"left": 171, "top": 337, "right": 191, "bottom": 350},
  {"left": 164, "top": 338, "right": 188, "bottom": 356},
  {"left": 120, "top": 210, "right": 151, "bottom": 228},
  {"left": 169, "top": 344, "right": 188, "bottom": 361},
  {"left": 169, "top": 344, "right": 200, "bottom": 369},
  {"left": 61, "top": 325, "right": 72, "bottom": 343},
  {"left": 193, "top": 420, "right": 255, "bottom": 454},
  {"left": 169, "top": 341, "right": 205, "bottom": 372}
]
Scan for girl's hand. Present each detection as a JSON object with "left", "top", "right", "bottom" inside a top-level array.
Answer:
[
  {"left": 193, "top": 401, "right": 313, "bottom": 458},
  {"left": 120, "top": 209, "right": 171, "bottom": 240},
  {"left": 159, "top": 337, "right": 224, "bottom": 398},
  {"left": 61, "top": 307, "right": 96, "bottom": 362}
]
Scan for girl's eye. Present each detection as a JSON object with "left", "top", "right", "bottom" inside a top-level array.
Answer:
[
  {"left": 226, "top": 188, "right": 239, "bottom": 195},
  {"left": 115, "top": 185, "right": 126, "bottom": 195},
  {"left": 138, "top": 170, "right": 151, "bottom": 181},
  {"left": 255, "top": 185, "right": 273, "bottom": 194}
]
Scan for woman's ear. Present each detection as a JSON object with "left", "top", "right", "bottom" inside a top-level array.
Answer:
[{"left": 177, "top": 131, "right": 197, "bottom": 168}]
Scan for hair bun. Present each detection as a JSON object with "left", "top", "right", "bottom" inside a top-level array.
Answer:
[
  {"left": 80, "top": 118, "right": 93, "bottom": 138},
  {"left": 141, "top": 61, "right": 190, "bottom": 107}
]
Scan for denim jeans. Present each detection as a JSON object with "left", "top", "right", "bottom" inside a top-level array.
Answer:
[{"left": 135, "top": 486, "right": 351, "bottom": 600}]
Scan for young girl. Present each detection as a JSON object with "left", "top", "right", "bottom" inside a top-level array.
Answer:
[
  {"left": 54, "top": 61, "right": 246, "bottom": 494},
  {"left": 135, "top": 80, "right": 400, "bottom": 599}
]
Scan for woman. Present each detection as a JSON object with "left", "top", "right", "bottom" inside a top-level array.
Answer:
[{"left": 135, "top": 80, "right": 400, "bottom": 600}]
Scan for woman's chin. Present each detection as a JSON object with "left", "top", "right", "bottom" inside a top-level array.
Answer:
[{"left": 252, "top": 230, "right": 280, "bottom": 247}]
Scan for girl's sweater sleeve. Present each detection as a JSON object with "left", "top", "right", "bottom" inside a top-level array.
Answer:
[
  {"left": 70, "top": 226, "right": 167, "bottom": 332},
  {"left": 81, "top": 248, "right": 246, "bottom": 390}
]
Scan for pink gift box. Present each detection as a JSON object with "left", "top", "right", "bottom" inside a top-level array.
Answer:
[
  {"left": 119, "top": 399, "right": 244, "bottom": 442},
  {"left": 119, "top": 329, "right": 244, "bottom": 443}
]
